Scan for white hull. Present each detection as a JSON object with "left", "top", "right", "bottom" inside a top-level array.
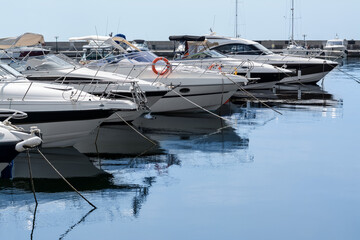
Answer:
[
  {"left": 151, "top": 84, "right": 237, "bottom": 113},
  {"left": 280, "top": 71, "right": 330, "bottom": 84},
  {"left": 89, "top": 62, "right": 247, "bottom": 112}
]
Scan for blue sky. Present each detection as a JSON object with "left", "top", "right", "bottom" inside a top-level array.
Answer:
[{"left": 2, "top": 0, "right": 358, "bottom": 41}]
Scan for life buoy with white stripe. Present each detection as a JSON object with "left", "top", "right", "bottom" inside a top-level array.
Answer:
[{"left": 152, "top": 57, "right": 171, "bottom": 75}]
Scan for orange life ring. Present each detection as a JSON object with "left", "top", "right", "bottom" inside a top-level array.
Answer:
[
  {"left": 208, "top": 63, "right": 222, "bottom": 72},
  {"left": 152, "top": 57, "right": 171, "bottom": 75}
]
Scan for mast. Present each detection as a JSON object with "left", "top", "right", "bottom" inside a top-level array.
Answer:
[
  {"left": 291, "top": 0, "right": 294, "bottom": 45},
  {"left": 235, "top": 0, "right": 238, "bottom": 38}
]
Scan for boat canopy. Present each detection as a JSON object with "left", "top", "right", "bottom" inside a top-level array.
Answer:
[
  {"left": 70, "top": 35, "right": 141, "bottom": 53},
  {"left": 69, "top": 35, "right": 110, "bottom": 42},
  {"left": 0, "top": 33, "right": 44, "bottom": 49},
  {"left": 169, "top": 35, "right": 205, "bottom": 42}
]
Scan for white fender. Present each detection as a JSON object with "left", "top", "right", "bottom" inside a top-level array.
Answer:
[{"left": 15, "top": 136, "right": 42, "bottom": 152}]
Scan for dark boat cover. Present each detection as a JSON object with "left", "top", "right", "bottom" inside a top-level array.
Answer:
[{"left": 169, "top": 35, "right": 205, "bottom": 42}]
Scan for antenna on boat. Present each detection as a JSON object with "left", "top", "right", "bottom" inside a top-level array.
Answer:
[
  {"left": 290, "top": 0, "right": 294, "bottom": 45},
  {"left": 95, "top": 26, "right": 99, "bottom": 40},
  {"left": 235, "top": 0, "right": 239, "bottom": 38},
  {"left": 105, "top": 17, "right": 109, "bottom": 36},
  {"left": 212, "top": 15, "right": 216, "bottom": 32}
]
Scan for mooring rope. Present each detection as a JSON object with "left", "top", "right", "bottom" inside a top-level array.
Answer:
[
  {"left": 114, "top": 112, "right": 157, "bottom": 145},
  {"left": 26, "top": 150, "right": 38, "bottom": 205},
  {"left": 37, "top": 149, "right": 96, "bottom": 209},
  {"left": 171, "top": 90, "right": 234, "bottom": 123},
  {"left": 221, "top": 73, "right": 283, "bottom": 115}
]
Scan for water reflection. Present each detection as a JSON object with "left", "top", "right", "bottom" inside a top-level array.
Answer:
[
  {"left": 74, "top": 125, "right": 164, "bottom": 158},
  {"left": 133, "top": 113, "right": 249, "bottom": 153},
  {"left": 0, "top": 71, "right": 350, "bottom": 239},
  {"left": 227, "top": 83, "right": 343, "bottom": 120}
]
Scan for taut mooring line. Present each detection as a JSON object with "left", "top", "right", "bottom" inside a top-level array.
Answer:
[
  {"left": 114, "top": 112, "right": 157, "bottom": 145},
  {"left": 37, "top": 149, "right": 96, "bottom": 209},
  {"left": 222, "top": 73, "right": 283, "bottom": 115},
  {"left": 172, "top": 90, "right": 235, "bottom": 124}
]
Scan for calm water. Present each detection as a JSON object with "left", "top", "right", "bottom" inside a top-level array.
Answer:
[{"left": 1, "top": 59, "right": 360, "bottom": 240}]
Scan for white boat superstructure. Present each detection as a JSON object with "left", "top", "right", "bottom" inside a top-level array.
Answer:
[
  {"left": 206, "top": 35, "right": 339, "bottom": 84},
  {"left": 0, "top": 64, "right": 140, "bottom": 147},
  {"left": 324, "top": 37, "right": 347, "bottom": 58},
  {"left": 70, "top": 36, "right": 248, "bottom": 112}
]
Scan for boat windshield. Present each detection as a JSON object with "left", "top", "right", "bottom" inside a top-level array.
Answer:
[
  {"left": 0, "top": 66, "right": 13, "bottom": 79},
  {"left": 212, "top": 43, "right": 273, "bottom": 55},
  {"left": 327, "top": 41, "right": 344, "bottom": 46},
  {"left": 10, "top": 54, "right": 76, "bottom": 71},
  {"left": 0, "top": 65, "right": 21, "bottom": 80},
  {"left": 89, "top": 51, "right": 158, "bottom": 66},
  {"left": 254, "top": 43, "right": 273, "bottom": 54},
  {"left": 183, "top": 50, "right": 226, "bottom": 60}
]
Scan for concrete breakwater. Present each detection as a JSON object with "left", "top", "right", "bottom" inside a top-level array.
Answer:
[{"left": 45, "top": 39, "right": 360, "bottom": 58}]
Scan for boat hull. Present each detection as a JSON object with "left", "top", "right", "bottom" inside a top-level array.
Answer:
[{"left": 151, "top": 84, "right": 237, "bottom": 113}]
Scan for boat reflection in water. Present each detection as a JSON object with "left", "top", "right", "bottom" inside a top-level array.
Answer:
[
  {"left": 0, "top": 147, "right": 158, "bottom": 239},
  {"left": 230, "top": 84, "right": 343, "bottom": 120},
  {"left": 131, "top": 112, "right": 254, "bottom": 165},
  {"left": 74, "top": 124, "right": 164, "bottom": 158}
]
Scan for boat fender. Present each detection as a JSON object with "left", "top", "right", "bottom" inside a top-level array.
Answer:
[
  {"left": 15, "top": 136, "right": 42, "bottom": 152},
  {"left": 152, "top": 57, "right": 171, "bottom": 75}
]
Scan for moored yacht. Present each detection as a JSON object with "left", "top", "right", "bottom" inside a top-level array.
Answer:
[
  {"left": 0, "top": 64, "right": 141, "bottom": 147},
  {"left": 324, "top": 37, "right": 347, "bottom": 58},
  {"left": 70, "top": 35, "right": 248, "bottom": 112},
  {"left": 169, "top": 35, "right": 294, "bottom": 89},
  {"left": 205, "top": 35, "right": 339, "bottom": 84}
]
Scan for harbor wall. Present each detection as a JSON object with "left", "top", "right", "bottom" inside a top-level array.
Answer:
[{"left": 45, "top": 40, "right": 360, "bottom": 58}]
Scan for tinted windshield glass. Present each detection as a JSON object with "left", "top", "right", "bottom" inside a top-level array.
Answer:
[
  {"left": 89, "top": 51, "right": 157, "bottom": 66},
  {"left": 213, "top": 43, "right": 272, "bottom": 55},
  {"left": 254, "top": 43, "right": 273, "bottom": 54}
]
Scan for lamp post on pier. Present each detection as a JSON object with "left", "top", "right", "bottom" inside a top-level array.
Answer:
[
  {"left": 55, "top": 36, "right": 59, "bottom": 53},
  {"left": 303, "top": 34, "right": 307, "bottom": 48}
]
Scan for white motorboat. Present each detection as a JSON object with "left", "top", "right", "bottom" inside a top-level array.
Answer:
[
  {"left": 205, "top": 35, "right": 339, "bottom": 84},
  {"left": 169, "top": 35, "right": 294, "bottom": 89},
  {"left": 0, "top": 109, "right": 42, "bottom": 176},
  {"left": 0, "top": 64, "right": 141, "bottom": 147},
  {"left": 6, "top": 53, "right": 170, "bottom": 112},
  {"left": 324, "top": 36, "right": 347, "bottom": 58},
  {"left": 70, "top": 35, "right": 248, "bottom": 112}
]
